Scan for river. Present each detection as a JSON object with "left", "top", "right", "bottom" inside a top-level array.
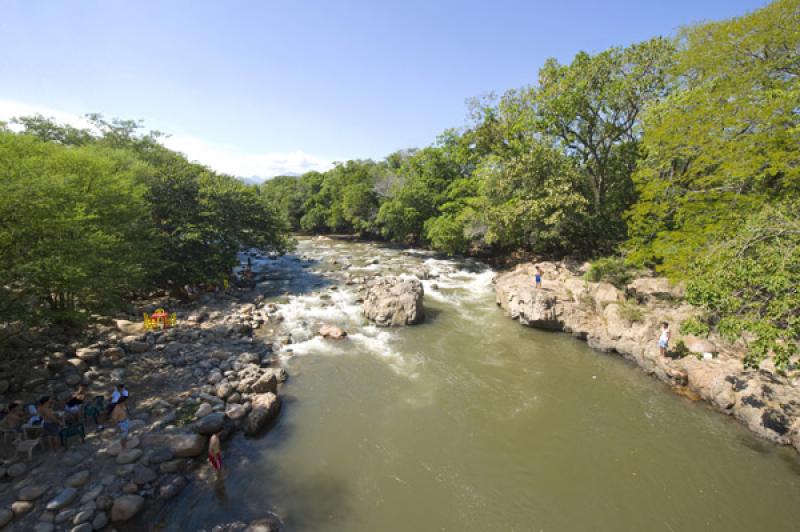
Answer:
[{"left": 153, "top": 237, "right": 800, "bottom": 531}]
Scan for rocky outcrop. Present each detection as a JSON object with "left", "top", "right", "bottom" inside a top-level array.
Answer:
[
  {"left": 495, "top": 262, "right": 800, "bottom": 453},
  {"left": 244, "top": 393, "right": 281, "bottom": 436},
  {"left": 361, "top": 276, "right": 425, "bottom": 326}
]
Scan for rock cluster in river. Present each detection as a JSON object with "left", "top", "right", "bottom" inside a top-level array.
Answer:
[
  {"left": 0, "top": 276, "right": 287, "bottom": 531},
  {"left": 361, "top": 276, "right": 425, "bottom": 326},
  {"left": 495, "top": 262, "right": 800, "bottom": 453}
]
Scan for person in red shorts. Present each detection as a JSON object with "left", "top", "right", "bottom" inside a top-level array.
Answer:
[{"left": 208, "top": 430, "right": 223, "bottom": 478}]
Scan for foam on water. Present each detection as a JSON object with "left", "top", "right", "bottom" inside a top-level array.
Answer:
[{"left": 262, "top": 238, "right": 495, "bottom": 380}]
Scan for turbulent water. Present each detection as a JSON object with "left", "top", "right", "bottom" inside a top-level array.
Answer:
[{"left": 154, "top": 238, "right": 800, "bottom": 531}]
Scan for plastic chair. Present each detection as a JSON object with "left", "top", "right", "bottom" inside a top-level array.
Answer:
[
  {"left": 143, "top": 312, "right": 153, "bottom": 330},
  {"left": 13, "top": 436, "right": 42, "bottom": 461},
  {"left": 169, "top": 312, "right": 177, "bottom": 327}
]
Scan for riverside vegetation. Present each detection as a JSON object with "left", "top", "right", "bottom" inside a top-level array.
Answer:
[
  {"left": 0, "top": 1, "right": 799, "bottom": 528},
  {"left": 261, "top": 0, "right": 800, "bottom": 373}
]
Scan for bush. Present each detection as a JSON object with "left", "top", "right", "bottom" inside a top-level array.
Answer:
[
  {"left": 673, "top": 340, "right": 692, "bottom": 359},
  {"left": 585, "top": 256, "right": 634, "bottom": 288},
  {"left": 680, "top": 317, "right": 710, "bottom": 337},
  {"left": 619, "top": 302, "right": 644, "bottom": 323}
]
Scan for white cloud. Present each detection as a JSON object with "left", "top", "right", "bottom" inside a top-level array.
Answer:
[
  {"left": 161, "top": 134, "right": 333, "bottom": 180},
  {"left": 0, "top": 99, "right": 334, "bottom": 181}
]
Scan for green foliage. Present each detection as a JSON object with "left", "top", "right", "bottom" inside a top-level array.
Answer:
[
  {"left": 533, "top": 37, "right": 676, "bottom": 252},
  {"left": 686, "top": 204, "right": 799, "bottom": 370},
  {"left": 0, "top": 131, "right": 154, "bottom": 320},
  {"left": 673, "top": 340, "right": 692, "bottom": 359},
  {"left": 619, "top": 302, "right": 645, "bottom": 323},
  {"left": 626, "top": 0, "right": 800, "bottom": 275},
  {"left": 679, "top": 317, "right": 710, "bottom": 338},
  {"left": 585, "top": 257, "right": 634, "bottom": 288},
  {"left": 0, "top": 116, "right": 290, "bottom": 328}
]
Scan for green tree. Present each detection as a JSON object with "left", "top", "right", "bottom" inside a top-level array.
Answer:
[
  {"left": 534, "top": 37, "right": 675, "bottom": 251},
  {"left": 627, "top": 0, "right": 800, "bottom": 274},
  {"left": 0, "top": 131, "right": 154, "bottom": 323}
]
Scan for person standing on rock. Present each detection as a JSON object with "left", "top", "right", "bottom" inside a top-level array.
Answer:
[
  {"left": 534, "top": 266, "right": 543, "bottom": 289},
  {"left": 659, "top": 322, "right": 671, "bottom": 357},
  {"left": 111, "top": 395, "right": 130, "bottom": 448},
  {"left": 208, "top": 430, "right": 223, "bottom": 478}
]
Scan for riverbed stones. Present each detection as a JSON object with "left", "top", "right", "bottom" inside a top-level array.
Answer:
[
  {"left": 133, "top": 464, "right": 157, "bottom": 485},
  {"left": 18, "top": 484, "right": 48, "bottom": 501},
  {"left": 92, "top": 511, "right": 108, "bottom": 530},
  {"left": 362, "top": 276, "right": 425, "bottom": 326},
  {"left": 159, "top": 474, "right": 188, "bottom": 500},
  {"left": 192, "top": 412, "right": 225, "bottom": 435},
  {"left": 111, "top": 494, "right": 145, "bottom": 522},
  {"left": 116, "top": 448, "right": 143, "bottom": 465},
  {"left": 225, "top": 403, "right": 247, "bottom": 420},
  {"left": 11, "top": 500, "right": 33, "bottom": 516},
  {"left": 8, "top": 462, "right": 27, "bottom": 477},
  {"left": 0, "top": 509, "right": 12, "bottom": 527},
  {"left": 66, "top": 469, "right": 91, "bottom": 488},
  {"left": 195, "top": 402, "right": 213, "bottom": 418},
  {"left": 122, "top": 336, "right": 150, "bottom": 353},
  {"left": 46, "top": 487, "right": 78, "bottom": 511},
  {"left": 251, "top": 373, "right": 277, "bottom": 394},
  {"left": 243, "top": 393, "right": 280, "bottom": 435},
  {"left": 168, "top": 433, "right": 208, "bottom": 457},
  {"left": 216, "top": 382, "right": 234, "bottom": 399}
]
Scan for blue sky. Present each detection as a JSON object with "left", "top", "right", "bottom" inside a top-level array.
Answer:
[{"left": 0, "top": 0, "right": 769, "bottom": 179}]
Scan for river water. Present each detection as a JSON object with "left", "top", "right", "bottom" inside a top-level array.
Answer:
[{"left": 155, "top": 238, "right": 800, "bottom": 531}]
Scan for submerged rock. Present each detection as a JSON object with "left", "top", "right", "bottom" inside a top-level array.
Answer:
[
  {"left": 362, "top": 276, "right": 425, "bottom": 326},
  {"left": 319, "top": 324, "right": 347, "bottom": 339}
]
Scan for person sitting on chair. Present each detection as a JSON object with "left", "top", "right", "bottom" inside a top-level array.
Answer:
[
  {"left": 38, "top": 396, "right": 62, "bottom": 449},
  {"left": 1, "top": 403, "right": 26, "bottom": 429},
  {"left": 65, "top": 385, "right": 87, "bottom": 424}
]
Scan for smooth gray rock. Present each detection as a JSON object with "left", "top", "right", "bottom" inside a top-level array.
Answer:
[{"left": 46, "top": 487, "right": 78, "bottom": 511}]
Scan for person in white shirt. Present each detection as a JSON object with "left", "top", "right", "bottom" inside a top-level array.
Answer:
[
  {"left": 111, "top": 384, "right": 129, "bottom": 405},
  {"left": 658, "top": 322, "right": 671, "bottom": 357}
]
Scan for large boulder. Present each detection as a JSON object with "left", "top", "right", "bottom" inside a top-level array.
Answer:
[
  {"left": 362, "top": 276, "right": 425, "bottom": 326},
  {"left": 683, "top": 335, "right": 718, "bottom": 355},
  {"left": 192, "top": 412, "right": 225, "bottom": 435},
  {"left": 495, "top": 267, "right": 563, "bottom": 330},
  {"left": 111, "top": 494, "right": 145, "bottom": 522},
  {"left": 243, "top": 393, "right": 281, "bottom": 436},
  {"left": 114, "top": 319, "right": 144, "bottom": 336},
  {"left": 251, "top": 373, "right": 277, "bottom": 394},
  {"left": 681, "top": 358, "right": 736, "bottom": 410},
  {"left": 167, "top": 433, "right": 208, "bottom": 457}
]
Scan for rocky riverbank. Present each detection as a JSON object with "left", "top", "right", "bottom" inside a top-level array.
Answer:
[
  {"left": 495, "top": 261, "right": 800, "bottom": 455},
  {"left": 0, "top": 266, "right": 289, "bottom": 531}
]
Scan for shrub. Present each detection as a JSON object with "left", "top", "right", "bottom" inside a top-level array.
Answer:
[
  {"left": 680, "top": 317, "right": 710, "bottom": 337},
  {"left": 619, "top": 302, "right": 644, "bottom": 323},
  {"left": 585, "top": 256, "right": 634, "bottom": 288}
]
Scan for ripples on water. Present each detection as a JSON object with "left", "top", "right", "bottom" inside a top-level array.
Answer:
[{"left": 154, "top": 237, "right": 800, "bottom": 532}]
